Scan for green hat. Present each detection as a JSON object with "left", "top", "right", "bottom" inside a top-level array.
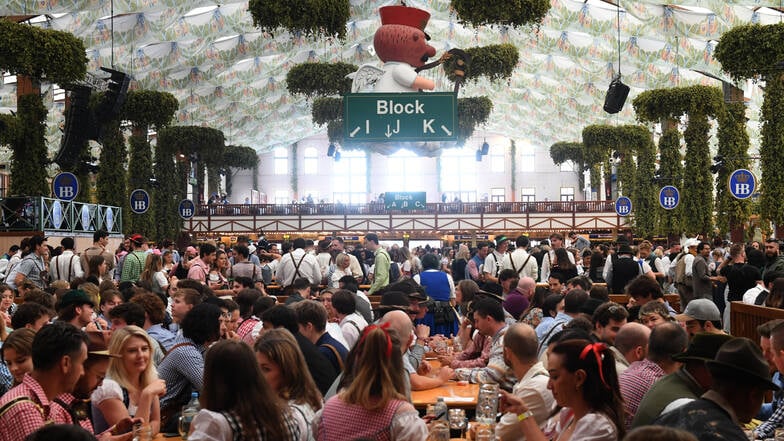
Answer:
[{"left": 58, "top": 289, "right": 95, "bottom": 309}]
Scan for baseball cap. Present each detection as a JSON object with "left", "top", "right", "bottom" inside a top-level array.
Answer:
[
  {"left": 675, "top": 299, "right": 721, "bottom": 322},
  {"left": 129, "top": 234, "right": 147, "bottom": 245}
]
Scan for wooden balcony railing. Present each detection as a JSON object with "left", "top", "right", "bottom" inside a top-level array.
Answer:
[{"left": 195, "top": 200, "right": 617, "bottom": 217}]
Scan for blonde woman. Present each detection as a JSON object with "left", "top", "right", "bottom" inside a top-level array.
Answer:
[
  {"left": 91, "top": 325, "right": 167, "bottom": 435},
  {"left": 140, "top": 254, "right": 168, "bottom": 297},
  {"left": 255, "top": 328, "right": 323, "bottom": 440},
  {"left": 328, "top": 253, "right": 353, "bottom": 289}
]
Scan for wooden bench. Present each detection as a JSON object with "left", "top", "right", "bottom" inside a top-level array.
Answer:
[{"left": 730, "top": 302, "right": 784, "bottom": 342}]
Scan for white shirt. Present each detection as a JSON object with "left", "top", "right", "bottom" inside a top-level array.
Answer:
[
  {"left": 374, "top": 61, "right": 419, "bottom": 92},
  {"left": 50, "top": 250, "right": 84, "bottom": 282},
  {"left": 502, "top": 249, "right": 538, "bottom": 281},
  {"left": 496, "top": 362, "right": 556, "bottom": 441},
  {"left": 276, "top": 249, "right": 322, "bottom": 287},
  {"left": 339, "top": 312, "right": 368, "bottom": 349},
  {"left": 743, "top": 284, "right": 767, "bottom": 304}
]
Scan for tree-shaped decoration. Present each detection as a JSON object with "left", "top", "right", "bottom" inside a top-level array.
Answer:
[
  {"left": 633, "top": 86, "right": 724, "bottom": 236},
  {"left": 715, "top": 23, "right": 784, "bottom": 237}
]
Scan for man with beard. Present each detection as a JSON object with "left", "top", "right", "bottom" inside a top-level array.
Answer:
[{"left": 763, "top": 239, "right": 784, "bottom": 280}]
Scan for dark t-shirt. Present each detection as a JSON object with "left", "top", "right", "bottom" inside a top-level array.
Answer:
[
  {"left": 295, "top": 332, "right": 338, "bottom": 396},
  {"left": 316, "top": 332, "right": 349, "bottom": 375},
  {"left": 721, "top": 263, "right": 758, "bottom": 302}
]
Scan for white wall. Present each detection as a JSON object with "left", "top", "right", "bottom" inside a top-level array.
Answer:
[{"left": 232, "top": 132, "right": 582, "bottom": 204}]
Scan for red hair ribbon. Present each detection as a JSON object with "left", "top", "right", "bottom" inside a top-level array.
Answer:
[
  {"left": 579, "top": 342, "right": 610, "bottom": 390},
  {"left": 357, "top": 321, "right": 393, "bottom": 358}
]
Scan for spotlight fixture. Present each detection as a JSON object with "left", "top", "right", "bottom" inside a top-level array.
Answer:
[
  {"left": 334, "top": 150, "right": 341, "bottom": 162},
  {"left": 327, "top": 143, "right": 336, "bottom": 157},
  {"left": 475, "top": 149, "right": 482, "bottom": 162},
  {"left": 481, "top": 140, "right": 490, "bottom": 155}
]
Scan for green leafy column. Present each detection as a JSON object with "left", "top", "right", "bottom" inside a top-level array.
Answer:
[
  {"left": 655, "top": 125, "right": 684, "bottom": 237},
  {"left": 122, "top": 90, "right": 179, "bottom": 239},
  {"left": 549, "top": 142, "right": 585, "bottom": 191},
  {"left": 9, "top": 95, "right": 49, "bottom": 197},
  {"left": 715, "top": 98, "right": 751, "bottom": 240},
  {"left": 290, "top": 142, "right": 298, "bottom": 200},
  {"left": 633, "top": 86, "right": 723, "bottom": 236},
  {"left": 715, "top": 23, "right": 784, "bottom": 237},
  {"left": 223, "top": 145, "right": 259, "bottom": 199},
  {"left": 682, "top": 110, "right": 713, "bottom": 235},
  {"left": 0, "top": 21, "right": 86, "bottom": 197},
  {"left": 632, "top": 131, "right": 657, "bottom": 239},
  {"left": 96, "top": 118, "right": 127, "bottom": 209}
]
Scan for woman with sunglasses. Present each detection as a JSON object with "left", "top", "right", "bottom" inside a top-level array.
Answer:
[{"left": 500, "top": 339, "right": 625, "bottom": 441}]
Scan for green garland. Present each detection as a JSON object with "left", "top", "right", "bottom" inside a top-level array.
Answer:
[
  {"left": 716, "top": 24, "right": 784, "bottom": 233},
  {"left": 126, "top": 132, "right": 155, "bottom": 236},
  {"left": 290, "top": 142, "right": 298, "bottom": 197},
  {"left": 311, "top": 97, "right": 343, "bottom": 125},
  {"left": 0, "top": 21, "right": 86, "bottom": 86},
  {"left": 633, "top": 86, "right": 724, "bottom": 122},
  {"left": 634, "top": 135, "right": 657, "bottom": 239},
  {"left": 655, "top": 127, "right": 684, "bottom": 236},
  {"left": 633, "top": 86, "right": 723, "bottom": 235},
  {"left": 123, "top": 90, "right": 179, "bottom": 129},
  {"left": 9, "top": 94, "right": 48, "bottom": 197},
  {"left": 510, "top": 139, "right": 517, "bottom": 198},
  {"left": 0, "top": 114, "right": 17, "bottom": 146},
  {"left": 714, "top": 23, "right": 784, "bottom": 83},
  {"left": 248, "top": 0, "right": 350, "bottom": 40},
  {"left": 222, "top": 145, "right": 258, "bottom": 197},
  {"left": 96, "top": 118, "right": 127, "bottom": 217},
  {"left": 549, "top": 141, "right": 585, "bottom": 190},
  {"left": 759, "top": 73, "right": 784, "bottom": 230},
  {"left": 153, "top": 139, "right": 180, "bottom": 241},
  {"left": 444, "top": 44, "right": 519, "bottom": 82},
  {"left": 451, "top": 0, "right": 551, "bottom": 28},
  {"left": 457, "top": 96, "right": 493, "bottom": 142},
  {"left": 286, "top": 62, "right": 356, "bottom": 97},
  {"left": 715, "top": 102, "right": 751, "bottom": 235}
]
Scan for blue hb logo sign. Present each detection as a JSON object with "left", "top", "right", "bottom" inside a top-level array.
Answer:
[
  {"left": 658, "top": 186, "right": 680, "bottom": 210},
  {"left": 129, "top": 189, "right": 150, "bottom": 214},
  {"left": 179, "top": 199, "right": 195, "bottom": 220},
  {"left": 52, "top": 172, "right": 79, "bottom": 202},
  {"left": 615, "top": 196, "right": 632, "bottom": 216},
  {"left": 728, "top": 169, "right": 756, "bottom": 200}
]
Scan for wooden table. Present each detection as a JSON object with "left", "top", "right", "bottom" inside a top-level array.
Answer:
[{"left": 411, "top": 381, "right": 479, "bottom": 409}]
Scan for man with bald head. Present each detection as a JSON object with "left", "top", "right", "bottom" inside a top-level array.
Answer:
[
  {"left": 496, "top": 323, "right": 556, "bottom": 441},
  {"left": 619, "top": 322, "right": 688, "bottom": 429},
  {"left": 611, "top": 322, "right": 651, "bottom": 375},
  {"left": 379, "top": 310, "right": 454, "bottom": 393},
  {"left": 517, "top": 277, "right": 536, "bottom": 300}
]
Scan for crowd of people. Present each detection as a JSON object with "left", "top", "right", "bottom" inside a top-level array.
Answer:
[{"left": 0, "top": 229, "right": 782, "bottom": 441}]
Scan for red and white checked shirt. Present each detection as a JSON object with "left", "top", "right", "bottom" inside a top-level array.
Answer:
[
  {"left": 618, "top": 358, "right": 665, "bottom": 430},
  {"left": 0, "top": 373, "right": 71, "bottom": 441}
]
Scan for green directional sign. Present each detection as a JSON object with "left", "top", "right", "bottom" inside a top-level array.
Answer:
[
  {"left": 344, "top": 92, "right": 458, "bottom": 142},
  {"left": 384, "top": 192, "right": 426, "bottom": 210}
]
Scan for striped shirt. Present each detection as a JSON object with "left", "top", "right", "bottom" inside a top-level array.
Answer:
[{"left": 619, "top": 358, "right": 665, "bottom": 430}]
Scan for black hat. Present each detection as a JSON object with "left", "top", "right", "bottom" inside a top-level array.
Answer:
[
  {"left": 706, "top": 337, "right": 779, "bottom": 390},
  {"left": 474, "top": 290, "right": 503, "bottom": 303},
  {"left": 672, "top": 332, "right": 734, "bottom": 363},
  {"left": 375, "top": 291, "right": 412, "bottom": 315},
  {"left": 495, "top": 236, "right": 509, "bottom": 248},
  {"left": 617, "top": 244, "right": 633, "bottom": 255}
]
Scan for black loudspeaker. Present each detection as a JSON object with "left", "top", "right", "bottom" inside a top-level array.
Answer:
[
  {"left": 603, "top": 77, "right": 630, "bottom": 114},
  {"left": 56, "top": 85, "right": 93, "bottom": 170}
]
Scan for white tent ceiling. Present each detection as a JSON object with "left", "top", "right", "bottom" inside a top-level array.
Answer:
[{"left": 0, "top": 0, "right": 781, "bottom": 156}]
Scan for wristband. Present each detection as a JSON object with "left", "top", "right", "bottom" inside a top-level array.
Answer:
[{"left": 517, "top": 410, "right": 534, "bottom": 422}]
